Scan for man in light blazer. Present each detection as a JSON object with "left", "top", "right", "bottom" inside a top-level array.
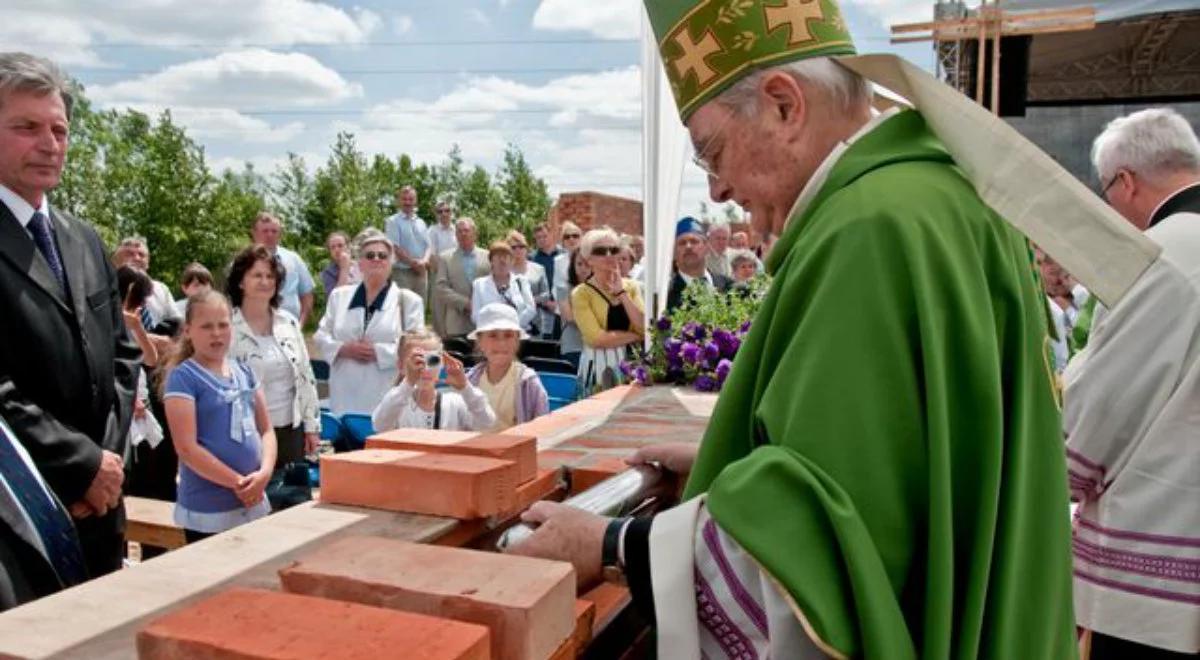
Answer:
[
  {"left": 434, "top": 217, "right": 491, "bottom": 338},
  {"left": 0, "top": 53, "right": 141, "bottom": 581}
]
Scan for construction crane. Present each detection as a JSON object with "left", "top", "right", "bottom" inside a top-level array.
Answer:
[{"left": 892, "top": 1, "right": 1097, "bottom": 114}]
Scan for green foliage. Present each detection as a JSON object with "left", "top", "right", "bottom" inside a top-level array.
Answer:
[{"left": 54, "top": 87, "right": 555, "bottom": 302}]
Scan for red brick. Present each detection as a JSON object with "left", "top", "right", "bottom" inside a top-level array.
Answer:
[
  {"left": 536, "top": 449, "right": 590, "bottom": 471},
  {"left": 367, "top": 430, "right": 537, "bottom": 483},
  {"left": 579, "top": 582, "right": 631, "bottom": 637},
  {"left": 281, "top": 537, "right": 575, "bottom": 660},
  {"left": 572, "top": 599, "right": 597, "bottom": 652},
  {"left": 503, "top": 467, "right": 565, "bottom": 518},
  {"left": 569, "top": 456, "right": 631, "bottom": 495},
  {"left": 320, "top": 449, "right": 518, "bottom": 519},
  {"left": 136, "top": 587, "right": 490, "bottom": 660}
]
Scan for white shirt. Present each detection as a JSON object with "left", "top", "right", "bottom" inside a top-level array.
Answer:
[
  {"left": 679, "top": 270, "right": 714, "bottom": 288},
  {"left": 552, "top": 252, "right": 571, "bottom": 303},
  {"left": 1063, "top": 212, "right": 1200, "bottom": 653},
  {"left": 0, "top": 183, "right": 50, "bottom": 238},
  {"left": 471, "top": 274, "right": 537, "bottom": 329},
  {"left": 428, "top": 222, "right": 457, "bottom": 257},
  {"left": 314, "top": 283, "right": 424, "bottom": 416},
  {"left": 371, "top": 381, "right": 496, "bottom": 433},
  {"left": 145, "top": 280, "right": 181, "bottom": 326},
  {"left": 255, "top": 336, "right": 296, "bottom": 428}
]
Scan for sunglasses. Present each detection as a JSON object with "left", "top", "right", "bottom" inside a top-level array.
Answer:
[
  {"left": 361, "top": 250, "right": 390, "bottom": 261},
  {"left": 509, "top": 243, "right": 528, "bottom": 250},
  {"left": 563, "top": 233, "right": 581, "bottom": 240},
  {"left": 591, "top": 246, "right": 621, "bottom": 257}
]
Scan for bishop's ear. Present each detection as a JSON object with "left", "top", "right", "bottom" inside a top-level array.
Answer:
[{"left": 759, "top": 71, "right": 807, "bottom": 126}]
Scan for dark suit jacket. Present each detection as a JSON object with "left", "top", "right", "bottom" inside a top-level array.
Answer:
[
  {"left": 0, "top": 204, "right": 140, "bottom": 563},
  {"left": 665, "top": 270, "right": 734, "bottom": 314}
]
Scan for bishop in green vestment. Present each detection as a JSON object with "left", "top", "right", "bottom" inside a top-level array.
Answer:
[{"left": 510, "top": 2, "right": 1077, "bottom": 657}]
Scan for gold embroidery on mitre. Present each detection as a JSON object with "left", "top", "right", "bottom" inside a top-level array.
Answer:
[
  {"left": 670, "top": 27, "right": 725, "bottom": 87},
  {"left": 764, "top": 0, "right": 826, "bottom": 46}
]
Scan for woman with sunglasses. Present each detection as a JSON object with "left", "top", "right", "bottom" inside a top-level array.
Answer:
[
  {"left": 571, "top": 228, "right": 645, "bottom": 391},
  {"left": 507, "top": 230, "right": 552, "bottom": 337},
  {"left": 315, "top": 228, "right": 424, "bottom": 419},
  {"left": 556, "top": 248, "right": 591, "bottom": 370}
]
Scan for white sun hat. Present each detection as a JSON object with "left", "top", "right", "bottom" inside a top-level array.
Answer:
[{"left": 468, "top": 303, "right": 529, "bottom": 340}]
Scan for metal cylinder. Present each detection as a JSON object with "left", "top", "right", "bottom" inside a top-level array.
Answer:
[{"left": 496, "top": 465, "right": 662, "bottom": 551}]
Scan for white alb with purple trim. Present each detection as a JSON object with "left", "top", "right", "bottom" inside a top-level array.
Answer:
[{"left": 1064, "top": 212, "right": 1200, "bottom": 654}]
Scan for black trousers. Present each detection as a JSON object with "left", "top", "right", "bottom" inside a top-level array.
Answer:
[
  {"left": 1090, "top": 632, "right": 1199, "bottom": 659},
  {"left": 76, "top": 504, "right": 124, "bottom": 579}
]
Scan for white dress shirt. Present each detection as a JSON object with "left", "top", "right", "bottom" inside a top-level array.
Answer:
[
  {"left": 314, "top": 282, "right": 423, "bottom": 416},
  {"left": 471, "top": 274, "right": 536, "bottom": 330}
]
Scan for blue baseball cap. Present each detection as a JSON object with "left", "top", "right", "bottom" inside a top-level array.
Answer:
[{"left": 675, "top": 216, "right": 706, "bottom": 239}]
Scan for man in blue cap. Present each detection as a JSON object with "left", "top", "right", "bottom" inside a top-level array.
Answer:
[{"left": 666, "top": 216, "right": 732, "bottom": 313}]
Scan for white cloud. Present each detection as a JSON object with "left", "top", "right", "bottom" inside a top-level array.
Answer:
[
  {"left": 532, "top": 0, "right": 640, "bottom": 39},
  {"left": 468, "top": 8, "right": 492, "bottom": 26},
  {"left": 111, "top": 103, "right": 305, "bottom": 144},
  {"left": 844, "top": 0, "right": 934, "bottom": 26},
  {"left": 329, "top": 67, "right": 643, "bottom": 197},
  {"left": 392, "top": 15, "right": 415, "bottom": 35},
  {"left": 89, "top": 49, "right": 361, "bottom": 108},
  {"left": 0, "top": 0, "right": 381, "bottom": 56}
]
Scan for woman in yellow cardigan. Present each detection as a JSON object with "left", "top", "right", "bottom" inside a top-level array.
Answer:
[{"left": 571, "top": 227, "right": 645, "bottom": 391}]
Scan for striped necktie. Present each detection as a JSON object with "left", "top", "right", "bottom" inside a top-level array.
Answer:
[
  {"left": 27, "top": 211, "right": 67, "bottom": 294},
  {"left": 0, "top": 421, "right": 87, "bottom": 586}
]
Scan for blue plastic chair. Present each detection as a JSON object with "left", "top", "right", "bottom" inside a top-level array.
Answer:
[
  {"left": 339, "top": 413, "right": 376, "bottom": 451},
  {"left": 538, "top": 373, "right": 579, "bottom": 407},
  {"left": 319, "top": 410, "right": 342, "bottom": 442}
]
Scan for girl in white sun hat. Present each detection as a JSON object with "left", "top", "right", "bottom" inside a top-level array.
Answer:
[{"left": 466, "top": 303, "right": 550, "bottom": 432}]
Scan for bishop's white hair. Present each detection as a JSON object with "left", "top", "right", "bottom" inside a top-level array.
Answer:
[
  {"left": 715, "top": 57, "right": 872, "bottom": 118},
  {"left": 1091, "top": 108, "right": 1200, "bottom": 185}
]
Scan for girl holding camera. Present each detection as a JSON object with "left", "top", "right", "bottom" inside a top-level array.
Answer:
[{"left": 371, "top": 330, "right": 496, "bottom": 432}]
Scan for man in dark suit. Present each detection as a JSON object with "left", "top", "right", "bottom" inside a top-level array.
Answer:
[
  {"left": 0, "top": 52, "right": 140, "bottom": 581},
  {"left": 666, "top": 216, "right": 733, "bottom": 313}
]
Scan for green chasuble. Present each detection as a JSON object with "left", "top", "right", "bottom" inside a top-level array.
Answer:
[{"left": 685, "top": 110, "right": 1076, "bottom": 659}]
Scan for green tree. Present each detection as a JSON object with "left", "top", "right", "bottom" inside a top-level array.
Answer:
[{"left": 494, "top": 142, "right": 551, "bottom": 237}]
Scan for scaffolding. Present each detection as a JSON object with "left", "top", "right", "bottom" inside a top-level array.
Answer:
[{"left": 893, "top": 1, "right": 1097, "bottom": 113}]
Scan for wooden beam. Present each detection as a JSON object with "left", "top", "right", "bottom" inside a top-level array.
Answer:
[
  {"left": 976, "top": 0, "right": 988, "bottom": 105},
  {"left": 992, "top": 2, "right": 1003, "bottom": 114}
]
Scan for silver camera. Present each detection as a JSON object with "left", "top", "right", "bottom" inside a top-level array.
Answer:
[{"left": 424, "top": 351, "right": 443, "bottom": 370}]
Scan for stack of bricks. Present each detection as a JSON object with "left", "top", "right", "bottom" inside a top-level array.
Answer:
[
  {"left": 318, "top": 386, "right": 656, "bottom": 521},
  {"left": 137, "top": 540, "right": 597, "bottom": 660}
]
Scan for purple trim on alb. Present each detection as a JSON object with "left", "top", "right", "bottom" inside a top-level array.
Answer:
[
  {"left": 695, "top": 566, "right": 759, "bottom": 660},
  {"left": 1077, "top": 518, "right": 1200, "bottom": 548},
  {"left": 1074, "top": 569, "right": 1200, "bottom": 605},
  {"left": 1065, "top": 448, "right": 1106, "bottom": 475},
  {"left": 1073, "top": 538, "right": 1200, "bottom": 583},
  {"left": 702, "top": 519, "right": 770, "bottom": 638}
]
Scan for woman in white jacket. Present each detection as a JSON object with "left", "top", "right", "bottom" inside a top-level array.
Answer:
[
  {"left": 471, "top": 241, "right": 536, "bottom": 332},
  {"left": 314, "top": 229, "right": 423, "bottom": 416}
]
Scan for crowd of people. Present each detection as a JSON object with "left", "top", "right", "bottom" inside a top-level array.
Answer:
[{"left": 1, "top": 20, "right": 1197, "bottom": 659}]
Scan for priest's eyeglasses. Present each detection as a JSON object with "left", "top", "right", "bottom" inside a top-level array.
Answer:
[{"left": 691, "top": 114, "right": 735, "bottom": 180}]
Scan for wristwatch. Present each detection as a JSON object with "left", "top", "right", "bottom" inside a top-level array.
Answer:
[{"left": 602, "top": 517, "right": 631, "bottom": 583}]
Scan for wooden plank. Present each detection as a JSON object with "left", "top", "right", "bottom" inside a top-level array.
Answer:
[
  {"left": 0, "top": 502, "right": 457, "bottom": 659},
  {"left": 123, "top": 497, "right": 185, "bottom": 551}
]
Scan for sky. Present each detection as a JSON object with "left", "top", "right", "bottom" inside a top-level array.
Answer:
[{"left": 3, "top": 0, "right": 939, "bottom": 218}]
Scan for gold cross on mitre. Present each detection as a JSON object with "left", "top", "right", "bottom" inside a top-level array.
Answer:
[
  {"left": 671, "top": 27, "right": 724, "bottom": 86},
  {"left": 765, "top": 0, "right": 826, "bottom": 46}
]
